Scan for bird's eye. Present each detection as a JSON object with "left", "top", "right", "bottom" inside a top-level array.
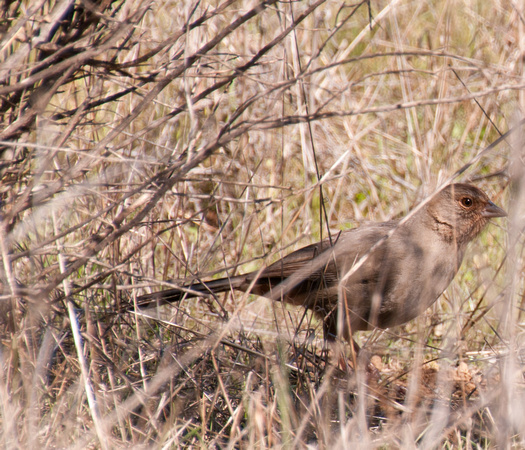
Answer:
[{"left": 460, "top": 197, "right": 473, "bottom": 208}]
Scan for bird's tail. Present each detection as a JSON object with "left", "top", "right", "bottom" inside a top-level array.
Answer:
[{"left": 133, "top": 275, "right": 249, "bottom": 309}]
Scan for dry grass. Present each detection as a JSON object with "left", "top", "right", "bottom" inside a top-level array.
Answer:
[{"left": 0, "top": 0, "right": 522, "bottom": 447}]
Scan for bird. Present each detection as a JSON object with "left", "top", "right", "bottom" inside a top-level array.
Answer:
[{"left": 134, "top": 184, "right": 506, "bottom": 346}]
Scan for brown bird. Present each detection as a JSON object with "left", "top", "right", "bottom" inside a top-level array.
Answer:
[{"left": 135, "top": 184, "right": 506, "bottom": 345}]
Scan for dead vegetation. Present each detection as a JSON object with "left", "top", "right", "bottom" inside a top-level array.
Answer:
[{"left": 0, "top": 0, "right": 522, "bottom": 447}]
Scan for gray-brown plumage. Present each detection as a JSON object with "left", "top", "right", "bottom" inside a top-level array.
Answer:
[{"left": 135, "top": 184, "right": 506, "bottom": 342}]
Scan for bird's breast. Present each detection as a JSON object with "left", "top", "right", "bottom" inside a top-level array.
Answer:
[{"left": 378, "top": 234, "right": 462, "bottom": 328}]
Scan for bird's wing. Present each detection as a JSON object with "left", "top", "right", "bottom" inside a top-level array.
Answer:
[
  {"left": 257, "top": 222, "right": 398, "bottom": 284},
  {"left": 258, "top": 239, "right": 335, "bottom": 279}
]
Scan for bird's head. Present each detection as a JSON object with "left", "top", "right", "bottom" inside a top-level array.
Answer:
[{"left": 426, "top": 183, "right": 506, "bottom": 246}]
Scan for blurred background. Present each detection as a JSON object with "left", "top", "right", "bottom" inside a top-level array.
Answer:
[{"left": 0, "top": 0, "right": 520, "bottom": 447}]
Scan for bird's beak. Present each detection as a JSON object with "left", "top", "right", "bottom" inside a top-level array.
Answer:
[{"left": 482, "top": 201, "right": 507, "bottom": 218}]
